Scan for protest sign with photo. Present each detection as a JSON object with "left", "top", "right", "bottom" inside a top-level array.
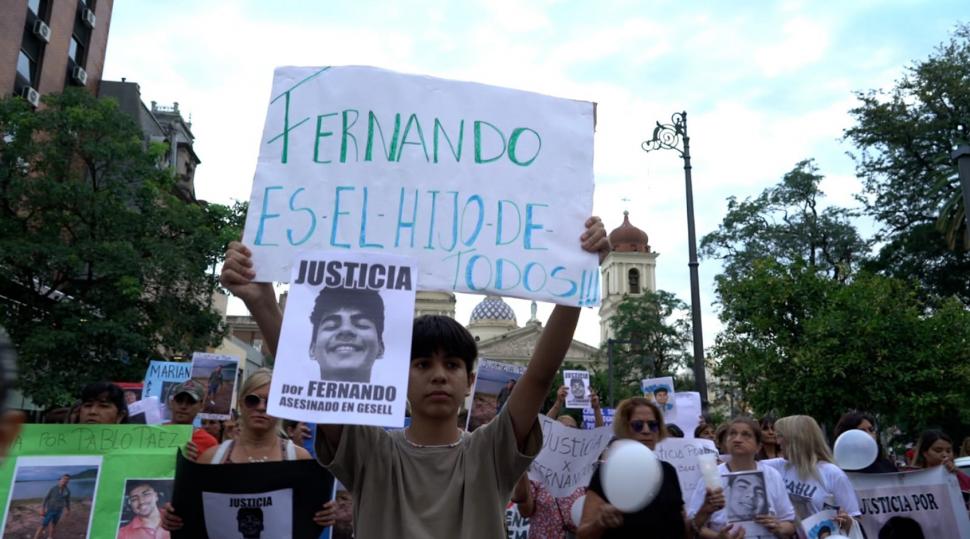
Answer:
[
  {"left": 640, "top": 376, "right": 675, "bottom": 415},
  {"left": 800, "top": 509, "right": 842, "bottom": 539},
  {"left": 466, "top": 359, "right": 527, "bottom": 432},
  {"left": 664, "top": 391, "right": 702, "bottom": 439},
  {"left": 527, "top": 415, "right": 612, "bottom": 497},
  {"left": 724, "top": 470, "right": 770, "bottom": 531},
  {"left": 142, "top": 360, "right": 192, "bottom": 421},
  {"left": 116, "top": 382, "right": 143, "bottom": 408},
  {"left": 268, "top": 251, "right": 416, "bottom": 428},
  {"left": 582, "top": 406, "right": 613, "bottom": 429},
  {"left": 190, "top": 353, "right": 240, "bottom": 420},
  {"left": 241, "top": 65, "right": 599, "bottom": 307},
  {"left": 849, "top": 466, "right": 970, "bottom": 539},
  {"left": 563, "top": 370, "right": 591, "bottom": 409},
  {"left": 0, "top": 424, "right": 190, "bottom": 538},
  {"left": 171, "top": 451, "right": 334, "bottom": 539},
  {"left": 655, "top": 437, "right": 718, "bottom": 505},
  {"left": 117, "top": 478, "right": 174, "bottom": 537}
]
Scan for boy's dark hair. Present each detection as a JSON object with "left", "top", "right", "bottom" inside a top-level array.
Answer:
[
  {"left": 666, "top": 423, "right": 684, "bottom": 437},
  {"left": 653, "top": 387, "right": 668, "bottom": 395},
  {"left": 80, "top": 381, "right": 129, "bottom": 423},
  {"left": 309, "top": 287, "right": 385, "bottom": 346},
  {"left": 411, "top": 315, "right": 477, "bottom": 375}
]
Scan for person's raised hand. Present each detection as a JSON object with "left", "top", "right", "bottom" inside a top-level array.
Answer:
[
  {"left": 556, "top": 386, "right": 568, "bottom": 403},
  {"left": 595, "top": 503, "right": 624, "bottom": 530},
  {"left": 160, "top": 502, "right": 183, "bottom": 531},
  {"left": 581, "top": 216, "right": 611, "bottom": 265},
  {"left": 944, "top": 456, "right": 956, "bottom": 473},
  {"left": 313, "top": 500, "right": 337, "bottom": 527},
  {"left": 220, "top": 241, "right": 275, "bottom": 306},
  {"left": 590, "top": 391, "right": 601, "bottom": 410}
]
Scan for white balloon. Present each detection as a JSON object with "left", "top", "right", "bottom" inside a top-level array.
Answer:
[
  {"left": 601, "top": 440, "right": 663, "bottom": 512},
  {"left": 834, "top": 429, "right": 878, "bottom": 470},
  {"left": 570, "top": 494, "right": 586, "bottom": 528}
]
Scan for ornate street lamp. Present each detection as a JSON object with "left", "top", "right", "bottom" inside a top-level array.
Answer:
[{"left": 641, "top": 111, "right": 709, "bottom": 408}]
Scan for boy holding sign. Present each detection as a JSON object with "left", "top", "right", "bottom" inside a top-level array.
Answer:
[{"left": 219, "top": 217, "right": 609, "bottom": 538}]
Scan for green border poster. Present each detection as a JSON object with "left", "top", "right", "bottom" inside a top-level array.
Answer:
[{"left": 0, "top": 424, "right": 190, "bottom": 538}]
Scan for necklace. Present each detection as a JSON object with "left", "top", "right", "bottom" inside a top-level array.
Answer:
[
  {"left": 403, "top": 428, "right": 463, "bottom": 449},
  {"left": 247, "top": 454, "right": 269, "bottom": 463}
]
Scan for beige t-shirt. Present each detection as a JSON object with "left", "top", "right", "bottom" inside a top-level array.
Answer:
[{"left": 316, "top": 407, "right": 542, "bottom": 538}]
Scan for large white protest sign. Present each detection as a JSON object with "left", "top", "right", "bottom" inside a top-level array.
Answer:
[
  {"left": 563, "top": 370, "right": 591, "bottom": 409},
  {"left": 665, "top": 391, "right": 702, "bottom": 438},
  {"left": 241, "top": 66, "right": 599, "bottom": 306},
  {"left": 528, "top": 415, "right": 613, "bottom": 498},
  {"left": 849, "top": 466, "right": 970, "bottom": 539},
  {"left": 268, "top": 251, "right": 416, "bottom": 428},
  {"left": 655, "top": 437, "right": 718, "bottom": 505}
]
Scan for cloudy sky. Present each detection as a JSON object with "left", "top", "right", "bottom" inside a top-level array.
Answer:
[{"left": 102, "top": 0, "right": 963, "bottom": 349}]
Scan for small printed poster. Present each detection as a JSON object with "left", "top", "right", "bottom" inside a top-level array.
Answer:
[
  {"left": 190, "top": 353, "right": 241, "bottom": 420},
  {"left": 127, "top": 396, "right": 163, "bottom": 425},
  {"left": 563, "top": 370, "right": 591, "bottom": 409},
  {"left": 466, "top": 359, "right": 526, "bottom": 432},
  {"left": 640, "top": 376, "right": 675, "bottom": 415},
  {"left": 268, "top": 251, "right": 416, "bottom": 428},
  {"left": 171, "top": 451, "right": 334, "bottom": 539},
  {"left": 142, "top": 361, "right": 192, "bottom": 422}
]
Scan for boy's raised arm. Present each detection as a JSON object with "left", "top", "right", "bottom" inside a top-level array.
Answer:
[
  {"left": 505, "top": 217, "right": 610, "bottom": 448},
  {"left": 219, "top": 241, "right": 344, "bottom": 447}
]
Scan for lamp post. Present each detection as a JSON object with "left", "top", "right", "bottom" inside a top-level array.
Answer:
[
  {"left": 641, "top": 111, "right": 709, "bottom": 408},
  {"left": 954, "top": 145, "right": 970, "bottom": 232}
]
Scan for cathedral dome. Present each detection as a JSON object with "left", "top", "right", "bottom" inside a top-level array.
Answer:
[
  {"left": 469, "top": 295, "right": 517, "bottom": 325},
  {"left": 609, "top": 211, "right": 650, "bottom": 253}
]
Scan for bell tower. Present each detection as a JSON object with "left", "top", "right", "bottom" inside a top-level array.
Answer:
[{"left": 599, "top": 211, "right": 658, "bottom": 343}]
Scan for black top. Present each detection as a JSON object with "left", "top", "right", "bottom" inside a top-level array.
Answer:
[
  {"left": 588, "top": 460, "right": 685, "bottom": 538},
  {"left": 858, "top": 455, "right": 898, "bottom": 474}
]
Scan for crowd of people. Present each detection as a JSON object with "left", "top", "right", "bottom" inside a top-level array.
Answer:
[{"left": 0, "top": 217, "right": 968, "bottom": 538}]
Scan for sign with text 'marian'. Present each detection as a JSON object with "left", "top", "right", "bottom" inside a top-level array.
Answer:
[
  {"left": 242, "top": 66, "right": 599, "bottom": 306},
  {"left": 0, "top": 424, "right": 190, "bottom": 539}
]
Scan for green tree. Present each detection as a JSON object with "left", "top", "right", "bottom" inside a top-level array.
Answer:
[
  {"left": 713, "top": 260, "right": 970, "bottom": 434},
  {"left": 0, "top": 89, "right": 244, "bottom": 407},
  {"left": 845, "top": 23, "right": 970, "bottom": 301},
  {"left": 606, "top": 290, "right": 693, "bottom": 391},
  {"left": 700, "top": 159, "right": 866, "bottom": 281}
]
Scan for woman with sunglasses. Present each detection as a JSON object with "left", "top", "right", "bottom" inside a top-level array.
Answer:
[
  {"left": 833, "top": 411, "right": 897, "bottom": 473},
  {"left": 160, "top": 369, "right": 336, "bottom": 530},
  {"left": 687, "top": 417, "right": 796, "bottom": 538},
  {"left": 577, "top": 397, "right": 688, "bottom": 538},
  {"left": 755, "top": 415, "right": 780, "bottom": 460}
]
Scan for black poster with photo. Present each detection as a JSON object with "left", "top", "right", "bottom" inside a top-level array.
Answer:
[{"left": 171, "top": 450, "right": 334, "bottom": 539}]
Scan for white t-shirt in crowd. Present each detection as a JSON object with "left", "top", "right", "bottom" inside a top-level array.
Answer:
[
  {"left": 760, "top": 458, "right": 861, "bottom": 516},
  {"left": 687, "top": 461, "right": 796, "bottom": 538}
]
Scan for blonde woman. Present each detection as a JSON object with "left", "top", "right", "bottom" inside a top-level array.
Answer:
[
  {"left": 161, "top": 368, "right": 335, "bottom": 530},
  {"left": 762, "top": 415, "right": 859, "bottom": 531},
  {"left": 577, "top": 397, "right": 690, "bottom": 538}
]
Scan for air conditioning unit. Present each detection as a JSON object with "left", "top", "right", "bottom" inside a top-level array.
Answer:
[
  {"left": 73, "top": 66, "right": 88, "bottom": 85},
  {"left": 21, "top": 86, "right": 40, "bottom": 107},
  {"left": 33, "top": 20, "right": 51, "bottom": 43},
  {"left": 82, "top": 8, "right": 96, "bottom": 28}
]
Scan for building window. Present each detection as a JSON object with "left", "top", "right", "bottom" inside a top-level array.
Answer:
[
  {"left": 628, "top": 268, "right": 640, "bottom": 294},
  {"left": 17, "top": 51, "right": 35, "bottom": 86}
]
